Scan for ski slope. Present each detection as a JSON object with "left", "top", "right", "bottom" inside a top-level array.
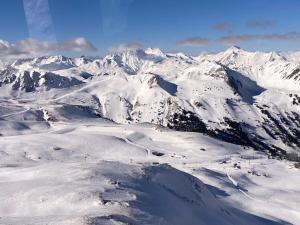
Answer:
[{"left": 0, "top": 121, "right": 299, "bottom": 224}]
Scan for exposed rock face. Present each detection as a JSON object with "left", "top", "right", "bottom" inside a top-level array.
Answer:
[
  {"left": 0, "top": 70, "right": 83, "bottom": 92},
  {"left": 167, "top": 109, "right": 207, "bottom": 133}
]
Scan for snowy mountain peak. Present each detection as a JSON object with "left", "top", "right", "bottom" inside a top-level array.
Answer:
[
  {"left": 266, "top": 51, "right": 285, "bottom": 62},
  {"left": 214, "top": 46, "right": 247, "bottom": 63},
  {"left": 145, "top": 47, "right": 166, "bottom": 57},
  {"left": 226, "top": 45, "right": 243, "bottom": 52},
  {"left": 1, "top": 47, "right": 299, "bottom": 90},
  {"left": 11, "top": 55, "right": 76, "bottom": 72},
  {"left": 108, "top": 47, "right": 166, "bottom": 60}
]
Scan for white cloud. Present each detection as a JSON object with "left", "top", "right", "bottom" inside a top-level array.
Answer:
[
  {"left": 0, "top": 40, "right": 25, "bottom": 56},
  {"left": 177, "top": 37, "right": 210, "bottom": 47},
  {"left": 109, "top": 42, "right": 143, "bottom": 53},
  {"left": 177, "top": 31, "right": 300, "bottom": 47},
  {"left": 219, "top": 32, "right": 300, "bottom": 45},
  {"left": 60, "top": 38, "right": 98, "bottom": 52},
  {"left": 0, "top": 38, "right": 97, "bottom": 58}
]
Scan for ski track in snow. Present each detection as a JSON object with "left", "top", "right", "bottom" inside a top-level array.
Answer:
[
  {"left": 225, "top": 169, "right": 255, "bottom": 200},
  {"left": 0, "top": 107, "right": 31, "bottom": 119}
]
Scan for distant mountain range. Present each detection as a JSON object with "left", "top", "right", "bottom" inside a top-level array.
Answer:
[{"left": 0, "top": 47, "right": 299, "bottom": 157}]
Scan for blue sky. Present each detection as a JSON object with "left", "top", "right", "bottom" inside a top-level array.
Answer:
[{"left": 0, "top": 0, "right": 300, "bottom": 56}]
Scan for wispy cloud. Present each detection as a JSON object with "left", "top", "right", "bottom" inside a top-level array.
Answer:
[
  {"left": 177, "top": 37, "right": 210, "bottom": 47},
  {"left": 109, "top": 42, "right": 143, "bottom": 53},
  {"left": 219, "top": 35, "right": 254, "bottom": 45},
  {"left": 218, "top": 32, "right": 300, "bottom": 45},
  {"left": 246, "top": 20, "right": 277, "bottom": 29},
  {"left": 100, "top": 0, "right": 134, "bottom": 36},
  {"left": 23, "top": 0, "right": 56, "bottom": 41},
  {"left": 0, "top": 38, "right": 97, "bottom": 58},
  {"left": 212, "top": 23, "right": 232, "bottom": 32}
]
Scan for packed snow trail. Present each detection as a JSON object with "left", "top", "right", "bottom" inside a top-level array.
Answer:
[{"left": 226, "top": 169, "right": 255, "bottom": 200}]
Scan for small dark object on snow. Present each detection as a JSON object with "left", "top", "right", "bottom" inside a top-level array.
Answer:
[
  {"left": 295, "top": 162, "right": 300, "bottom": 169},
  {"left": 233, "top": 163, "right": 241, "bottom": 169},
  {"left": 152, "top": 151, "right": 165, "bottom": 157}
]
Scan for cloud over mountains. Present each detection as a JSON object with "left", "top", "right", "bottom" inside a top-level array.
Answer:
[
  {"left": 109, "top": 42, "right": 143, "bottom": 53},
  {"left": 177, "top": 38, "right": 210, "bottom": 47},
  {"left": 0, "top": 38, "right": 97, "bottom": 58},
  {"left": 177, "top": 32, "right": 300, "bottom": 46},
  {"left": 219, "top": 32, "right": 300, "bottom": 45}
]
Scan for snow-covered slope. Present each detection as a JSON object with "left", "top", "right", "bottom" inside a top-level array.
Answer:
[
  {"left": 280, "top": 51, "right": 300, "bottom": 63},
  {"left": 0, "top": 47, "right": 299, "bottom": 224},
  {"left": 0, "top": 121, "right": 299, "bottom": 225}
]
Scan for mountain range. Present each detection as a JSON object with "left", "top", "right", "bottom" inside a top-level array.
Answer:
[
  {"left": 0, "top": 47, "right": 299, "bottom": 225},
  {"left": 1, "top": 46, "right": 299, "bottom": 157}
]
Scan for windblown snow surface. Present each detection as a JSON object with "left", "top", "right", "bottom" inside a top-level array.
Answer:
[{"left": 0, "top": 47, "right": 299, "bottom": 225}]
